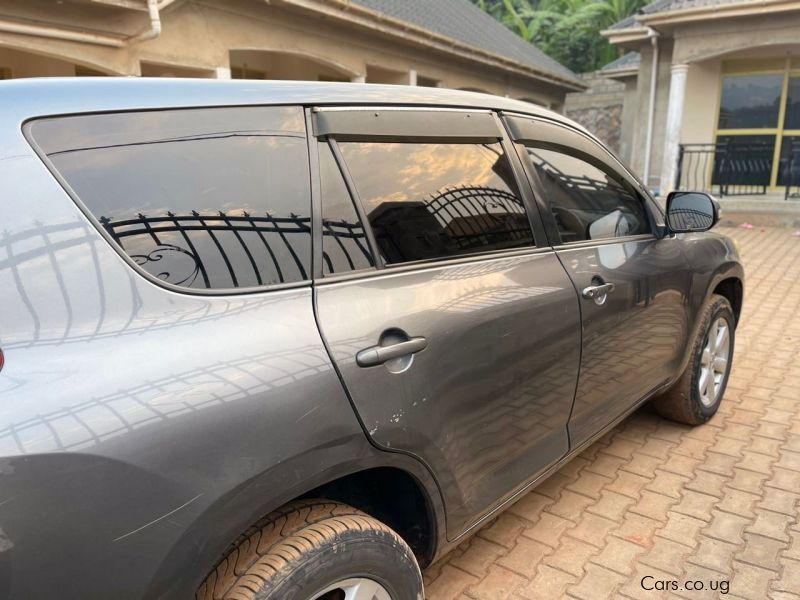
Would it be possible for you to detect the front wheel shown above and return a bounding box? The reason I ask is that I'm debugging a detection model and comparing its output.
[652,294,735,425]
[197,499,423,600]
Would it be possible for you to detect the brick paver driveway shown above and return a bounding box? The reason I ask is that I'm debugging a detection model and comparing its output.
[424,226,800,600]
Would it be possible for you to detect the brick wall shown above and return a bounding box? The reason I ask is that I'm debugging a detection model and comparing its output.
[564,72,625,153]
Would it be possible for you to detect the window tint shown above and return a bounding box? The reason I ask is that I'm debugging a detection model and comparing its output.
[338,142,533,264]
[525,147,650,244]
[30,106,311,290]
[319,143,375,275]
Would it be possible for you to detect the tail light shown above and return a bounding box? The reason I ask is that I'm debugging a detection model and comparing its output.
[0,348,4,372]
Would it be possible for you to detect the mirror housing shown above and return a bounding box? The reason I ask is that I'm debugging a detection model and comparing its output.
[665,191,719,233]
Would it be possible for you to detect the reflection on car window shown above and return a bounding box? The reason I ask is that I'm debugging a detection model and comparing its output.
[30,106,311,290]
[338,142,534,264]
[525,147,650,244]
[319,143,375,275]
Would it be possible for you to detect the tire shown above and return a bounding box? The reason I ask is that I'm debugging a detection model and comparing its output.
[196,499,423,600]
[652,294,735,425]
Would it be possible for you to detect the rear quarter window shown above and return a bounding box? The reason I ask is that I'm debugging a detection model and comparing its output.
[28,106,311,291]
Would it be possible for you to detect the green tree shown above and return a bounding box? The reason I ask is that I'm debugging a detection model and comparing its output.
[472,0,648,73]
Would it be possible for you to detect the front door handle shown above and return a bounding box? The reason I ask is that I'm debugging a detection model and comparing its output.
[582,282,616,304]
[356,336,428,368]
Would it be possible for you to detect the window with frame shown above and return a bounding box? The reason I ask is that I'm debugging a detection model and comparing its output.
[29,106,311,290]
[319,143,375,275]
[337,141,534,265]
[525,146,650,244]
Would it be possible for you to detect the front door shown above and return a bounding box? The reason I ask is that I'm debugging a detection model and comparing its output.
[312,108,581,537]
[508,115,693,448]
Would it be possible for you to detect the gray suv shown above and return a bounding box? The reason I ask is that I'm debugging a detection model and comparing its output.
[0,79,743,600]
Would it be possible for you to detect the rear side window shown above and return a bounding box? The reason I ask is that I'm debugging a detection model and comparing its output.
[524,146,650,244]
[337,141,533,265]
[319,143,375,275]
[29,106,311,290]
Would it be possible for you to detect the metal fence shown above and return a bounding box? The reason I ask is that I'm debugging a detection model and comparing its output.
[100,211,311,288]
[425,185,531,250]
[675,140,777,197]
[782,138,800,200]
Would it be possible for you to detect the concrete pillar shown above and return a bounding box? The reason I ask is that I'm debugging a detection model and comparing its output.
[215,67,231,79]
[660,63,689,195]
[408,69,417,86]
[350,74,365,83]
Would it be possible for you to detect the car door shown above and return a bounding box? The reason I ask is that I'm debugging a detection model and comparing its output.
[505,114,693,449]
[311,107,581,538]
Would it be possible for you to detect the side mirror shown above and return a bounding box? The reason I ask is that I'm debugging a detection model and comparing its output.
[665,191,719,233]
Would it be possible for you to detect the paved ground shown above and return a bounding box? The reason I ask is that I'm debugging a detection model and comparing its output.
[423,226,800,600]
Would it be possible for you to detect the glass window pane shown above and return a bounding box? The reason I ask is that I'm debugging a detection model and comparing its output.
[30,107,311,290]
[713,135,775,187]
[718,74,783,129]
[339,142,534,265]
[778,136,800,186]
[319,143,375,275]
[525,147,650,244]
[785,77,800,130]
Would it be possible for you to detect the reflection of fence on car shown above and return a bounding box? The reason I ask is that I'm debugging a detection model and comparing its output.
[1,219,290,350]
[676,140,782,197]
[321,218,371,273]
[425,186,530,249]
[100,211,310,288]
[667,207,713,231]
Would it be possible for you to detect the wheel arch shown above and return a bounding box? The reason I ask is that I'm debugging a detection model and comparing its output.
[712,276,743,326]
[143,444,445,598]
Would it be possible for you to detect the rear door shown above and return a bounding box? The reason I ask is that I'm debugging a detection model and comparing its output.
[311,107,581,537]
[506,114,693,449]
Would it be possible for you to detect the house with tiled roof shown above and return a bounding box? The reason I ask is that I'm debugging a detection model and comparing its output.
[601,0,800,199]
[0,0,583,110]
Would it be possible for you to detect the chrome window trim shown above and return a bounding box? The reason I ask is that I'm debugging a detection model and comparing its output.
[313,245,554,287]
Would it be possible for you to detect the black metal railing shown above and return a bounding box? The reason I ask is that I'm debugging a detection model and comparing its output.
[99,211,311,289]
[675,140,778,197]
[780,138,800,200]
[321,218,372,273]
[425,186,531,249]
[667,207,715,231]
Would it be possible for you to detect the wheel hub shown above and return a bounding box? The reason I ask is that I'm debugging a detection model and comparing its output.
[313,577,392,600]
[698,316,730,407]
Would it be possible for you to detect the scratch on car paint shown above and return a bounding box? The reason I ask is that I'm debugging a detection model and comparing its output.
[295,404,320,423]
[112,493,203,542]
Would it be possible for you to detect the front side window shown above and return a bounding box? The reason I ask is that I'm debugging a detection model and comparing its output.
[337,141,534,264]
[29,106,311,290]
[525,146,650,244]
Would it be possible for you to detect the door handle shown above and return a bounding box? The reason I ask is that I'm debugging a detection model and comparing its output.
[356,336,428,368]
[582,282,615,303]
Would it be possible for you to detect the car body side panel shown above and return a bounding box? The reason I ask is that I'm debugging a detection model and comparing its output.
[0,133,425,599]
[315,251,581,539]
[557,236,694,447]
[674,232,745,372]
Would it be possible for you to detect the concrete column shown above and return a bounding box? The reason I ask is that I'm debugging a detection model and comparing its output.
[215,67,231,79]
[350,74,365,83]
[660,63,689,195]
[408,69,417,86]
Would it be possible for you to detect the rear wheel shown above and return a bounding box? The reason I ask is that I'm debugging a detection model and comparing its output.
[197,499,423,600]
[652,294,735,425]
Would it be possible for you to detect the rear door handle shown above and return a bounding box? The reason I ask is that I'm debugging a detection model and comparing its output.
[356,336,428,367]
[582,282,615,303]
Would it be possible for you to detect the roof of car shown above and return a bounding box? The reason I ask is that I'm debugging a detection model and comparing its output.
[0,77,572,126]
